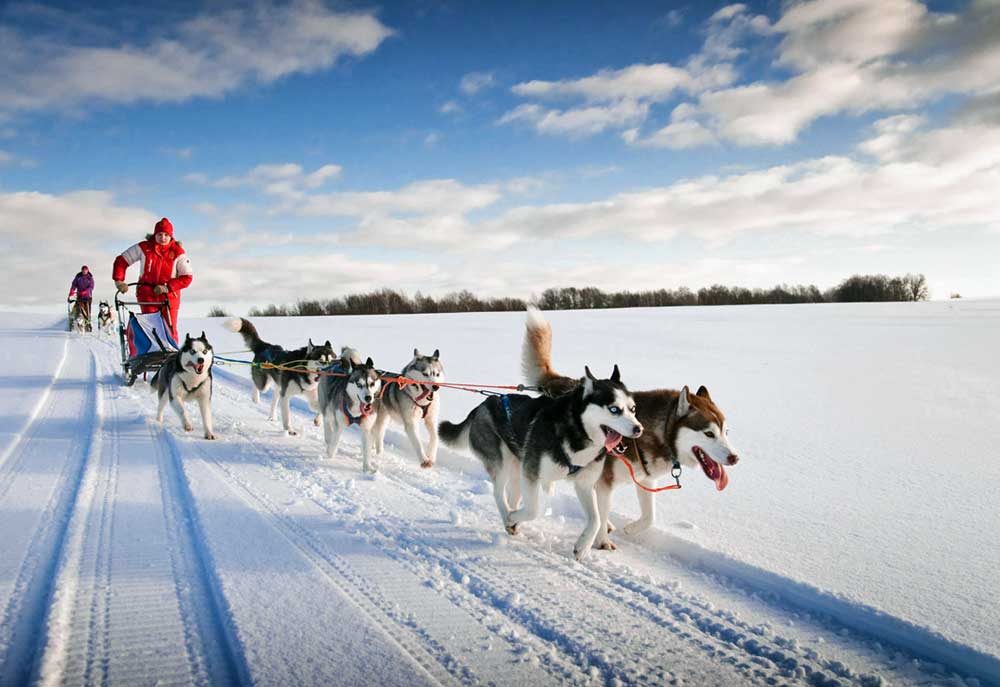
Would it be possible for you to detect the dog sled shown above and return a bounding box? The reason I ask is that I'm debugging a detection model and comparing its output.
[115,283,178,386]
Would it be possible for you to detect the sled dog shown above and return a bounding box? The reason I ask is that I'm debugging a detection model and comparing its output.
[151,332,215,440]
[521,307,739,549]
[439,364,642,560]
[224,317,336,435]
[318,350,382,473]
[97,301,117,335]
[373,349,444,468]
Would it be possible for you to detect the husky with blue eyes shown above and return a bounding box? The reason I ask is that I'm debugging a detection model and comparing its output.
[317,349,383,474]
[439,350,642,561]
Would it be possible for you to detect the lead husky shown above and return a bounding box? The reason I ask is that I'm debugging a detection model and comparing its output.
[373,349,444,468]
[440,364,642,560]
[224,317,336,435]
[97,301,117,335]
[151,332,215,440]
[318,350,383,473]
[521,307,739,549]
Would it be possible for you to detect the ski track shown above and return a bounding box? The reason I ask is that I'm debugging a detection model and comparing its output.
[0,330,993,686]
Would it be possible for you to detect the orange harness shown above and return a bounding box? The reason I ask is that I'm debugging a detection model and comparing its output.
[612,442,682,493]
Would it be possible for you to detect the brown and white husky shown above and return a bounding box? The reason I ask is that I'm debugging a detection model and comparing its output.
[521,308,740,550]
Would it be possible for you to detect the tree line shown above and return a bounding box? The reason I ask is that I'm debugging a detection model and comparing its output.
[206,273,929,317]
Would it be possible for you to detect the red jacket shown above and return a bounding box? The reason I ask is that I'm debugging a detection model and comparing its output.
[112,239,193,307]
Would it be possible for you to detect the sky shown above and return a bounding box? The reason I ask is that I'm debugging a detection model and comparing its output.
[1,0,999,315]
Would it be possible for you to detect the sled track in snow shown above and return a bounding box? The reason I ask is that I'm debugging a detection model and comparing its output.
[0,346,97,685]
[202,369,986,686]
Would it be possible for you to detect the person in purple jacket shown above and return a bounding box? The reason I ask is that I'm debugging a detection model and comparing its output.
[68,265,95,330]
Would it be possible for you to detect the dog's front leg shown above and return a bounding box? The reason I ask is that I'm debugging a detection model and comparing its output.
[197,392,215,440]
[323,416,345,461]
[171,396,193,432]
[593,480,616,551]
[156,391,169,423]
[623,483,655,536]
[373,411,389,456]
[422,402,439,467]
[402,413,429,467]
[573,480,602,561]
[360,423,376,473]
[268,391,279,421]
[306,389,322,426]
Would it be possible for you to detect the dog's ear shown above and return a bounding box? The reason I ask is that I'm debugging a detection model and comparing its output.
[677,386,691,417]
[610,364,621,383]
[200,331,207,341]
[365,357,374,369]
[306,339,314,354]
[325,340,332,349]
[582,366,595,396]
[184,333,192,343]
[413,348,421,358]
[432,349,440,360]
[696,385,711,400]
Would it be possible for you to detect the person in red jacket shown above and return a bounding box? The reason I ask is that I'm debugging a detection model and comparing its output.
[112,218,192,342]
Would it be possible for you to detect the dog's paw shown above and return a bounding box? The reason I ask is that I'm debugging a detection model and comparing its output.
[420,459,434,469]
[573,546,591,562]
[287,429,298,436]
[204,432,216,440]
[595,539,617,551]
[313,415,321,426]
[504,521,520,536]
[622,519,651,537]
[183,423,193,432]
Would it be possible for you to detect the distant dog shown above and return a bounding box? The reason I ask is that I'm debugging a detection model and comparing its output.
[374,349,444,468]
[440,356,642,561]
[318,350,383,473]
[225,317,336,435]
[97,301,117,335]
[151,332,215,440]
[521,307,739,549]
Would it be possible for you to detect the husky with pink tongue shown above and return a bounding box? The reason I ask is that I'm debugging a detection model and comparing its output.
[520,307,739,552]
[439,365,642,561]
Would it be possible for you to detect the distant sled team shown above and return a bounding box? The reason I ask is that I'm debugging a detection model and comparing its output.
[142,308,740,559]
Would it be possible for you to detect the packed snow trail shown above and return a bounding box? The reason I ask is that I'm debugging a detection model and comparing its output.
[0,319,996,686]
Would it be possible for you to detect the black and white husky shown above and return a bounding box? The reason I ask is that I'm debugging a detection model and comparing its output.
[373,349,444,468]
[151,332,215,440]
[224,317,336,435]
[317,350,383,473]
[439,365,642,560]
[97,301,116,335]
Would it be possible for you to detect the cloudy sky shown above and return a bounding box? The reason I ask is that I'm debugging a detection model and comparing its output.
[2,0,999,314]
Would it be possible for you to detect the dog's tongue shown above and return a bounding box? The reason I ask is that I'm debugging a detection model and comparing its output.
[706,459,728,491]
[603,429,622,452]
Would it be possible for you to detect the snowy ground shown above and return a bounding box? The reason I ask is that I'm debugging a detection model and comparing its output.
[0,301,997,686]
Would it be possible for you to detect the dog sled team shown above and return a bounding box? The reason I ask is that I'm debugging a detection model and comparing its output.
[162,307,732,561]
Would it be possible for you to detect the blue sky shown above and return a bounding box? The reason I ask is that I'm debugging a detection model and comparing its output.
[2,0,999,313]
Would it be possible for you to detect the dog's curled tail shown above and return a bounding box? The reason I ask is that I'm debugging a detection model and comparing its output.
[340,346,363,366]
[438,410,475,453]
[223,317,268,353]
[522,307,577,396]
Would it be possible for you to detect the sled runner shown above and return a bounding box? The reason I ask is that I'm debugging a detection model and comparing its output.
[115,283,177,386]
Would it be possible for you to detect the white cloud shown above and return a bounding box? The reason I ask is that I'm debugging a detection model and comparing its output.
[187,162,342,200]
[498,100,650,138]
[438,100,462,115]
[479,116,1000,246]
[499,8,757,139]
[0,1,394,116]
[459,71,497,95]
[424,131,442,148]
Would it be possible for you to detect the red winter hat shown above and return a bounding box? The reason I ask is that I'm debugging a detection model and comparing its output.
[154,217,174,236]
